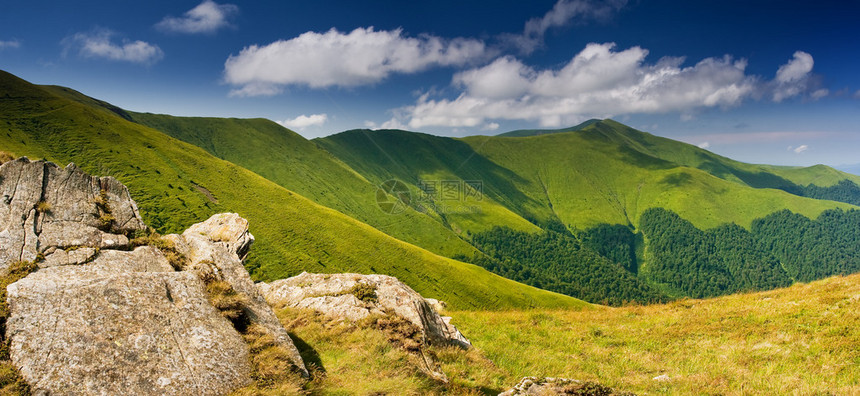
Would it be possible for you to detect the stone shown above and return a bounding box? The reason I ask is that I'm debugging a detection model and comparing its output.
[498,377,581,396]
[0,158,146,270]
[6,270,251,395]
[2,160,308,393]
[166,213,308,377]
[258,272,471,348]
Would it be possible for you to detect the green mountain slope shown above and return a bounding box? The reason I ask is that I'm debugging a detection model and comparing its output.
[316,129,542,235]
[123,112,478,258]
[321,122,855,232]
[0,69,585,310]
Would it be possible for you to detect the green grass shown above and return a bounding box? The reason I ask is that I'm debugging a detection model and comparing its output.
[316,129,543,236]
[459,121,856,230]
[0,69,584,311]
[125,112,479,259]
[453,272,860,395]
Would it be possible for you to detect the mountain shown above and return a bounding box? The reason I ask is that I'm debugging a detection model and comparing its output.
[496,118,600,137]
[5,69,860,306]
[0,69,584,311]
[318,121,860,301]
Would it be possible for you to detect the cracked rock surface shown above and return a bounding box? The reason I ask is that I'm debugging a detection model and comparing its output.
[258,272,471,348]
[0,159,306,394]
[0,157,145,269]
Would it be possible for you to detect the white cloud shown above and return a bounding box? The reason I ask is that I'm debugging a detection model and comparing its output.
[772,51,814,102]
[810,88,829,100]
[63,30,163,64]
[504,0,627,54]
[156,0,238,34]
[793,144,809,154]
[223,27,487,95]
[0,40,21,50]
[403,43,756,129]
[483,122,500,131]
[698,142,711,149]
[275,114,327,130]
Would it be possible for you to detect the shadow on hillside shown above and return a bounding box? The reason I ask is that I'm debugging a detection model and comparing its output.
[289,332,326,377]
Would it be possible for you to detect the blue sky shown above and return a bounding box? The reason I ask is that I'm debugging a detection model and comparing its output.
[1,0,859,167]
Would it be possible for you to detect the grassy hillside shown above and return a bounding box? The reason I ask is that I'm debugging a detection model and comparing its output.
[0,69,585,311]
[319,121,854,233]
[316,129,543,235]
[124,112,479,258]
[454,272,860,395]
[460,121,856,230]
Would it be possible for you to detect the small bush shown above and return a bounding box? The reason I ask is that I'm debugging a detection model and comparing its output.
[346,282,377,303]
[0,151,14,165]
[97,214,115,232]
[0,362,30,394]
[34,200,51,213]
[362,313,423,352]
[205,280,248,326]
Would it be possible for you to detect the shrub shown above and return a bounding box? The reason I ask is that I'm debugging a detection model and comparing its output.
[346,282,377,303]
[0,151,14,165]
[34,200,52,214]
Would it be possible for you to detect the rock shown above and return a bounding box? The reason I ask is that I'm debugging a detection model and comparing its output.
[0,158,146,270]
[652,374,671,382]
[499,377,631,396]
[2,161,308,394]
[166,213,308,377]
[425,298,447,313]
[258,272,471,348]
[7,270,250,395]
[183,212,254,260]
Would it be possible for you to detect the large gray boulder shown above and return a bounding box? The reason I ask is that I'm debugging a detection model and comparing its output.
[258,272,471,348]
[0,159,307,394]
[0,158,146,270]
[7,269,250,395]
[165,213,308,377]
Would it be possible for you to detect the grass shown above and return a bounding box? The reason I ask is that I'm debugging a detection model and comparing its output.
[0,69,584,311]
[231,308,510,395]
[459,120,856,231]
[228,274,860,394]
[126,112,481,259]
[452,272,860,395]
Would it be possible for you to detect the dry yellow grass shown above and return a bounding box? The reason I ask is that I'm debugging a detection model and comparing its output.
[454,273,860,395]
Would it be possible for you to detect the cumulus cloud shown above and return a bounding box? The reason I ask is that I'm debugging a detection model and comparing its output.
[276,114,328,130]
[698,142,711,149]
[504,0,627,54]
[156,0,238,34]
[63,30,163,64]
[223,27,487,96]
[772,51,817,102]
[0,40,21,50]
[403,43,757,129]
[793,144,809,154]
[483,122,500,131]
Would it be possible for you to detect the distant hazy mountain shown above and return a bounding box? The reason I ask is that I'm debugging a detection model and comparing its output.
[837,163,860,176]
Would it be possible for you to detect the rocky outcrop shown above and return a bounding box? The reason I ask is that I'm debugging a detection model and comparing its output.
[0,158,146,270]
[165,213,308,377]
[258,272,471,348]
[498,377,627,396]
[0,159,307,394]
